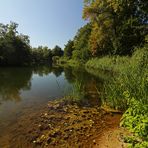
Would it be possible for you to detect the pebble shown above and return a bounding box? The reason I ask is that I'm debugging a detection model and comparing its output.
[44,113,48,116]
[93,139,96,144]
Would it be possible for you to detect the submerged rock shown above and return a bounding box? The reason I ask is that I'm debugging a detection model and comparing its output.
[30,99,105,147]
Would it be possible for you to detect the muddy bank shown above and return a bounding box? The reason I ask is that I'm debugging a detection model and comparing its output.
[1,99,127,148]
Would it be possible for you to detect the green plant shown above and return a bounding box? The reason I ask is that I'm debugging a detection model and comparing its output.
[70,81,85,101]
[101,46,148,147]
[120,97,148,148]
[103,47,148,110]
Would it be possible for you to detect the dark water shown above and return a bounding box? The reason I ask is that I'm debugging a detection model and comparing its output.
[0,66,105,146]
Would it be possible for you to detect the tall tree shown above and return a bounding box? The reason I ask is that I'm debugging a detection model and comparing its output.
[83,0,148,56]
[73,23,92,60]
[52,45,64,57]
[64,40,75,58]
[31,46,52,64]
[0,22,31,65]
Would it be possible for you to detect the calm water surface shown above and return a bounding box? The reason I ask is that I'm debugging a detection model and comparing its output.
[0,66,105,146]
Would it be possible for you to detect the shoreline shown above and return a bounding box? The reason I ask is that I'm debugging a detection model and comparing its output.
[2,99,128,148]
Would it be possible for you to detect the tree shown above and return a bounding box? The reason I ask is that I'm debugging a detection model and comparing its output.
[0,22,31,66]
[73,23,92,60]
[31,46,52,64]
[0,22,64,66]
[64,40,75,58]
[72,50,81,60]
[83,0,148,56]
[52,45,64,57]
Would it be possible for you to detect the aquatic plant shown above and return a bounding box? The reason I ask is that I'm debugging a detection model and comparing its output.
[70,80,85,102]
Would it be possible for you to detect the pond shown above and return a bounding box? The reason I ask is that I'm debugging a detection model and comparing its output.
[0,66,105,147]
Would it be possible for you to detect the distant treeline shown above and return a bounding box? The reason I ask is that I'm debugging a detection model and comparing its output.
[0,22,63,66]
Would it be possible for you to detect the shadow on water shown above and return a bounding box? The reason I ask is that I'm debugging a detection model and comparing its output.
[0,67,32,102]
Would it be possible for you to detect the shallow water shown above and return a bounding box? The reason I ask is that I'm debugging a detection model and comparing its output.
[0,66,105,147]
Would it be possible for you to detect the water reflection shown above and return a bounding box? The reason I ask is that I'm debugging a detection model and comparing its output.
[0,66,67,104]
[52,66,64,77]
[0,68,32,102]
[64,67,104,106]
[33,66,52,76]
[0,66,105,106]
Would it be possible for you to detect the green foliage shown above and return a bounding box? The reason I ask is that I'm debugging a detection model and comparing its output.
[103,47,148,109]
[31,46,52,64]
[70,81,85,101]
[52,45,64,57]
[58,57,69,65]
[86,46,148,107]
[64,40,75,58]
[52,56,60,64]
[120,97,148,147]
[83,0,147,56]
[0,22,64,66]
[66,59,84,67]
[100,46,147,146]
[63,24,92,62]
[80,48,91,61]
[0,22,31,66]
[134,142,148,148]
[73,23,92,60]
[85,45,148,146]
[121,98,148,138]
[72,50,81,60]
[62,0,147,61]
[124,136,148,148]
[86,56,130,72]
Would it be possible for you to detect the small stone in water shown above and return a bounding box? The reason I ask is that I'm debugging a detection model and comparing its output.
[44,113,48,116]
[48,124,52,127]
[64,123,68,126]
[93,139,96,144]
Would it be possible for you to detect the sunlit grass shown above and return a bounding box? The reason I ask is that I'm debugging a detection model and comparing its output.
[86,56,130,72]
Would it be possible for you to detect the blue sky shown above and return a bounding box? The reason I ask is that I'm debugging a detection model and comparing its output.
[0,0,86,49]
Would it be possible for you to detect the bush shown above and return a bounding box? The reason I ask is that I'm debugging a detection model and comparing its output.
[120,97,148,148]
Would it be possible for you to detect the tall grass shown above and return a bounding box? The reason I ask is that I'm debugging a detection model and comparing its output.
[104,46,148,110]
[102,46,148,147]
[86,45,148,146]
[58,57,84,67]
[86,46,148,109]
[70,80,85,101]
[85,56,130,72]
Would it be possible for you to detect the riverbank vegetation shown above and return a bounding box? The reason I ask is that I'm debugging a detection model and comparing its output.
[60,0,148,147]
